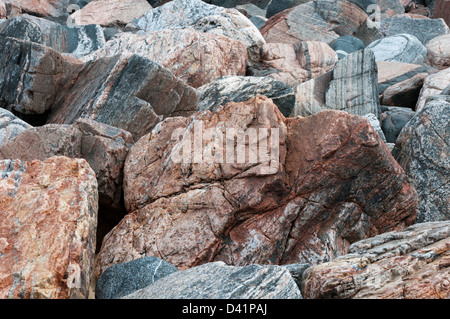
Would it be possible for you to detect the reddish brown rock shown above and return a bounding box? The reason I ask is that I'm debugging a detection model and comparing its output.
[381,72,428,108]
[70,0,152,27]
[0,156,98,299]
[3,0,70,17]
[249,41,338,87]
[84,28,248,89]
[95,96,417,276]
[302,221,450,299]
[260,0,382,46]
[432,0,450,27]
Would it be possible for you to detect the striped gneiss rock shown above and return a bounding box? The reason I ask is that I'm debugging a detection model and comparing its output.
[95,96,417,275]
[0,109,31,147]
[366,34,427,64]
[0,156,98,299]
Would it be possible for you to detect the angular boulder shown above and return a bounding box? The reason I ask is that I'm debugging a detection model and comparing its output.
[302,221,450,299]
[416,67,450,111]
[366,34,427,64]
[260,0,382,46]
[0,156,98,299]
[393,99,450,222]
[69,0,152,27]
[83,28,248,88]
[47,53,198,141]
[122,262,302,299]
[248,41,338,87]
[96,96,417,274]
[95,256,178,299]
[197,76,295,117]
[3,0,70,17]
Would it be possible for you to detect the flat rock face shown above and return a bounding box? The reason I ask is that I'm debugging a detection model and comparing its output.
[70,0,152,27]
[432,0,450,26]
[302,221,450,299]
[137,0,265,49]
[0,156,98,299]
[425,34,450,70]
[0,36,82,116]
[366,34,427,64]
[393,99,450,222]
[416,67,450,111]
[0,109,32,147]
[325,49,381,118]
[385,15,449,45]
[47,53,198,141]
[260,0,382,46]
[249,41,338,87]
[122,262,302,299]
[377,61,428,96]
[197,76,296,116]
[84,28,248,88]
[96,96,417,274]
[265,0,310,18]
[95,256,178,299]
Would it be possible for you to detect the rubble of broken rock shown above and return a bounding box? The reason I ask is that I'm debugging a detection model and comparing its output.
[0,0,448,299]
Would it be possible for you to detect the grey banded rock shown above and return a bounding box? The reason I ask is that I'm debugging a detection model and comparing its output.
[325,49,381,118]
[301,221,450,299]
[47,53,198,141]
[95,256,178,299]
[260,0,383,47]
[377,61,428,97]
[385,15,449,45]
[0,108,32,147]
[122,262,302,299]
[0,14,106,58]
[265,0,310,18]
[197,76,295,117]
[393,99,450,222]
[136,0,265,50]
[366,34,427,64]
[0,36,83,116]
[364,113,387,142]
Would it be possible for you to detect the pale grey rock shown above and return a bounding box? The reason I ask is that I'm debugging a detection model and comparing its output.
[96,256,178,299]
[325,49,381,118]
[0,108,32,147]
[122,262,302,299]
[364,113,386,142]
[416,67,450,111]
[197,76,295,117]
[393,99,450,222]
[366,34,427,64]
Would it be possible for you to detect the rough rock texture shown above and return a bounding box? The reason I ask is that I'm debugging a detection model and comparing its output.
[291,71,333,117]
[137,0,265,50]
[210,0,271,9]
[330,35,365,60]
[380,106,415,143]
[385,15,449,45]
[95,256,178,299]
[260,0,383,46]
[364,113,387,142]
[0,156,98,299]
[325,49,381,118]
[70,0,152,27]
[302,221,450,299]
[425,34,450,70]
[122,262,302,299]
[416,67,450,111]
[393,99,450,222]
[47,53,198,141]
[432,0,450,26]
[197,76,295,117]
[0,36,82,116]
[0,1,5,19]
[96,96,417,274]
[0,14,106,58]
[83,28,248,88]
[0,109,32,147]
[3,0,70,17]
[366,34,427,64]
[248,41,338,88]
